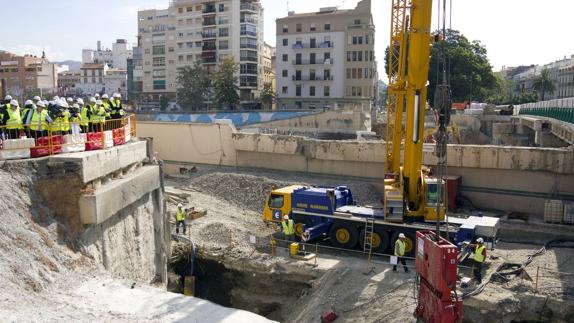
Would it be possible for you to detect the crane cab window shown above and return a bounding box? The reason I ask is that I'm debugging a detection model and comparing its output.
[268,194,284,208]
[427,183,439,205]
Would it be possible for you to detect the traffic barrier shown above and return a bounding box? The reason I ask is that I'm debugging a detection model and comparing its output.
[0,114,136,160]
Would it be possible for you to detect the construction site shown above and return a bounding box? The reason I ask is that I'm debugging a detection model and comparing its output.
[1,0,574,322]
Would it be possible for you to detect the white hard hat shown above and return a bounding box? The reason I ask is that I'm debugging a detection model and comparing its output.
[36,101,46,108]
[95,93,100,98]
[477,237,484,243]
[101,94,109,99]
[76,98,84,105]
[72,103,80,109]
[283,215,289,220]
[10,99,19,107]
[4,95,12,101]
[60,101,69,109]
[42,100,49,105]
[96,100,103,105]
[177,203,183,208]
[113,93,121,98]
[32,96,41,101]
[53,96,60,101]
[398,233,406,239]
[89,97,97,104]
[66,97,74,103]
[24,100,34,106]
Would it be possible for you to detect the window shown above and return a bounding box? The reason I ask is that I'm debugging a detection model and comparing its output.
[296,85,301,96]
[296,23,302,32]
[153,80,166,90]
[145,49,150,54]
[324,23,331,31]
[295,70,301,80]
[219,3,225,11]
[178,55,183,63]
[152,45,165,55]
[152,57,165,66]
[152,69,166,78]
[310,53,316,64]
[358,36,363,45]
[358,51,363,61]
[219,27,229,37]
[310,23,316,32]
[352,51,357,61]
[352,68,356,79]
[365,50,369,61]
[364,68,369,79]
[282,70,288,77]
[365,35,369,44]
[357,68,362,79]
[357,87,362,96]
[354,19,361,25]
[310,69,316,80]
[282,38,288,46]
[324,52,331,61]
[282,86,288,94]
[347,68,351,79]
[178,7,183,13]
[310,38,316,48]
[168,47,174,52]
[324,86,330,97]
[353,35,357,45]
[219,40,229,50]
[186,42,193,48]
[282,25,288,33]
[347,51,351,62]
[186,6,192,12]
[186,55,193,62]
[309,86,315,96]
[352,86,356,96]
[282,54,288,62]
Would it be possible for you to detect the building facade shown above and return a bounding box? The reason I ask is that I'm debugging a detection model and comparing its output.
[509,55,574,100]
[0,51,57,100]
[76,63,108,95]
[558,64,574,99]
[275,0,376,110]
[82,40,133,69]
[57,70,82,95]
[137,0,265,107]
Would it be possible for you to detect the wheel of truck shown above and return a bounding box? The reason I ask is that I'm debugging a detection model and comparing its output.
[329,222,359,249]
[391,231,416,257]
[360,227,390,254]
[292,214,313,238]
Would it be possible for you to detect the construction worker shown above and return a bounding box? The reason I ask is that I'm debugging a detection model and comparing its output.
[281,215,295,241]
[86,97,97,132]
[89,99,107,132]
[21,100,35,135]
[69,103,82,135]
[2,95,12,106]
[3,100,23,139]
[175,203,186,234]
[77,98,89,133]
[109,93,125,121]
[61,101,71,135]
[471,237,487,284]
[25,101,53,138]
[32,95,41,105]
[393,233,409,273]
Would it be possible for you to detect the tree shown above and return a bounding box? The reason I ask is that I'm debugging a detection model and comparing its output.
[260,83,276,110]
[159,95,169,111]
[384,29,498,105]
[532,69,556,101]
[213,56,240,110]
[176,60,211,111]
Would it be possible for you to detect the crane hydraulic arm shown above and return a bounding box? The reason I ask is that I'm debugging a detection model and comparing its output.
[384,0,443,221]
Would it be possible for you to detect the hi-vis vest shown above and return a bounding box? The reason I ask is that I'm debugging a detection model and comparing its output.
[80,106,89,126]
[395,239,405,256]
[5,107,22,130]
[110,99,125,116]
[29,110,49,131]
[282,219,294,235]
[61,110,70,131]
[175,208,186,221]
[90,105,106,123]
[474,245,486,263]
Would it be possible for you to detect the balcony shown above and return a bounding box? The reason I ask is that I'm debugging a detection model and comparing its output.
[240,3,257,12]
[292,75,334,81]
[240,69,258,75]
[240,43,258,49]
[202,44,217,51]
[240,30,257,37]
[292,58,333,65]
[240,56,258,62]
[203,58,217,64]
[202,32,217,39]
[203,19,216,26]
[292,41,333,50]
[202,5,216,14]
[240,17,258,24]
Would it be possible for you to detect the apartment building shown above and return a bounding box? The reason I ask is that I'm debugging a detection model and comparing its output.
[82,40,133,69]
[275,0,376,110]
[137,0,264,107]
[0,51,57,99]
[558,64,574,99]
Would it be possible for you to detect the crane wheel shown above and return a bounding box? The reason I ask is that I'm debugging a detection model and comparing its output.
[360,228,390,253]
[329,222,358,249]
[391,231,416,257]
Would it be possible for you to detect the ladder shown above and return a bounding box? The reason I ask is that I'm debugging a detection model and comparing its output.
[363,216,376,274]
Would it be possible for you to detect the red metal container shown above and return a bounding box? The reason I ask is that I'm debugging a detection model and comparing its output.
[112,127,125,146]
[85,132,103,151]
[445,175,461,212]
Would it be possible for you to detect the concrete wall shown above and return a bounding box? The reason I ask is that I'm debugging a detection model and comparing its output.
[138,121,574,215]
[247,109,371,132]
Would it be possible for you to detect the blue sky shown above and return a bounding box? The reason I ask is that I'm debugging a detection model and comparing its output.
[1,0,573,71]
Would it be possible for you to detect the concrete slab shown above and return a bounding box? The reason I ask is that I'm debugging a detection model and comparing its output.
[79,165,160,224]
[49,140,147,183]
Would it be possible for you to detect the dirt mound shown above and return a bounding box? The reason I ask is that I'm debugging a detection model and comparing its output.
[188,171,382,213]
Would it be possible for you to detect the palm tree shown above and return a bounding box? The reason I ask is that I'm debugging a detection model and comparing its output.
[532,69,556,101]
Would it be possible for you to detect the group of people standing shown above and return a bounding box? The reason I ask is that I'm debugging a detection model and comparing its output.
[0,93,126,140]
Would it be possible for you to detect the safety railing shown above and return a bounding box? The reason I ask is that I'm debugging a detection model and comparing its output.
[0,114,136,160]
[517,98,574,124]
